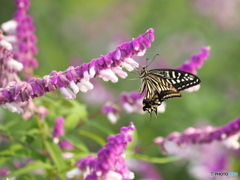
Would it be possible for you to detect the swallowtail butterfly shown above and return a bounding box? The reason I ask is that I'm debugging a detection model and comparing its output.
[139,67,201,119]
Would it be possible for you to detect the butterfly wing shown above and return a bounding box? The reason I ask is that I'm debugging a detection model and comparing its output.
[149,69,201,91]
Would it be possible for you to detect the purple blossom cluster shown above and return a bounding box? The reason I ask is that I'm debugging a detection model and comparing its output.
[69,122,135,180]
[1,0,38,73]
[0,28,154,114]
[154,116,240,154]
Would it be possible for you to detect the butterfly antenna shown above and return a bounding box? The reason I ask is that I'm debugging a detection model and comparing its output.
[146,54,159,67]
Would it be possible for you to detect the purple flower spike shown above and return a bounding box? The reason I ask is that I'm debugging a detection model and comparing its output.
[75,122,135,180]
[177,46,210,75]
[0,29,155,113]
[154,117,240,154]
[13,0,38,71]
[52,117,65,142]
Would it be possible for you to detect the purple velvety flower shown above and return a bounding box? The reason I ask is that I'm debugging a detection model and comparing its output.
[52,117,65,142]
[14,0,38,70]
[75,122,135,180]
[154,116,240,154]
[0,28,154,113]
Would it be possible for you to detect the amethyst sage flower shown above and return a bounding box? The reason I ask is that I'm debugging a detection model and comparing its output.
[0,28,154,114]
[154,116,240,154]
[70,122,135,180]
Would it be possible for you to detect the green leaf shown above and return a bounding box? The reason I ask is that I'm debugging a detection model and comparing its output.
[0,124,7,131]
[87,120,114,135]
[44,139,66,171]
[7,161,52,177]
[64,135,89,153]
[16,149,46,161]
[133,154,181,164]
[65,101,88,129]
[79,130,106,146]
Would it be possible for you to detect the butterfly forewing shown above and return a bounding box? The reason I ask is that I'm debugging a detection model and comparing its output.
[148,69,201,91]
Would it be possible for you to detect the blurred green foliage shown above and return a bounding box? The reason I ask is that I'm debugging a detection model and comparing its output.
[1,0,240,179]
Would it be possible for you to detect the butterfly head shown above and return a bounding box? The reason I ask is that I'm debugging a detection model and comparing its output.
[139,66,150,77]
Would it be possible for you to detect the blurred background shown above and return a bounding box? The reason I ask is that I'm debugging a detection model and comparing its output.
[1,0,240,179]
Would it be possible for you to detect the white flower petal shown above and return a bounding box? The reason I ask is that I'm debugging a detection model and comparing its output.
[104,171,122,180]
[4,35,17,44]
[136,50,146,56]
[69,81,79,94]
[112,67,128,79]
[121,62,134,72]
[83,71,90,81]
[66,168,81,179]
[1,20,17,33]
[99,69,118,83]
[77,82,88,92]
[157,102,166,113]
[185,84,200,92]
[122,103,135,113]
[60,87,76,99]
[222,133,240,149]
[107,112,118,124]
[0,39,12,50]
[89,66,96,78]
[7,59,23,71]
[2,102,23,114]
[124,57,139,68]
